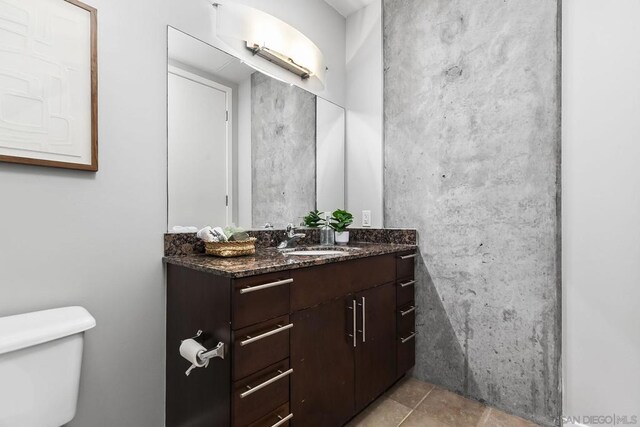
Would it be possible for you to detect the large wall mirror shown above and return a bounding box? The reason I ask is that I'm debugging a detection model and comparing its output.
[167,27,345,231]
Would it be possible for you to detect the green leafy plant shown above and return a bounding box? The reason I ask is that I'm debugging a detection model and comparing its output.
[329,209,353,233]
[303,210,325,228]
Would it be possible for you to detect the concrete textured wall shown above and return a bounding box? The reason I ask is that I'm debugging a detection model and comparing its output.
[251,72,316,227]
[383,0,560,425]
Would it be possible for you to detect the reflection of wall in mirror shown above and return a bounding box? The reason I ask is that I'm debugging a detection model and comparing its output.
[316,99,345,214]
[251,72,316,228]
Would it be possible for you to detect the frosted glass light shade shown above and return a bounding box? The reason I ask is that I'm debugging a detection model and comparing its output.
[215,1,326,90]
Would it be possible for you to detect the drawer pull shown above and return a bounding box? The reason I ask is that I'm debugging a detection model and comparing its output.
[399,280,416,288]
[399,254,417,260]
[400,332,416,344]
[240,368,293,398]
[239,278,293,294]
[347,299,357,347]
[240,323,293,346]
[271,413,293,427]
[357,297,366,343]
[400,306,416,317]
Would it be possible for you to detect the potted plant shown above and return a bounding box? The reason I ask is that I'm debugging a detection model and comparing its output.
[303,209,325,228]
[330,209,353,244]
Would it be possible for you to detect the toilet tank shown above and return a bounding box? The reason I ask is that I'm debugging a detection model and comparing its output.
[0,306,96,427]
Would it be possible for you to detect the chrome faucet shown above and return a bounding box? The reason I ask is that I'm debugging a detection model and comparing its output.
[278,223,306,249]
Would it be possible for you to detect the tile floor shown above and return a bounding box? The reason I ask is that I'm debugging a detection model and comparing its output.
[347,377,540,427]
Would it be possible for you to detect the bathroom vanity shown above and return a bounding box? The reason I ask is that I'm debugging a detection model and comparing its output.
[164,243,416,427]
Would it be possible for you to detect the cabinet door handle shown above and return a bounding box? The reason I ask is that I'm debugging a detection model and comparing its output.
[400,332,416,344]
[347,299,357,347]
[400,306,416,317]
[399,280,416,288]
[399,254,417,260]
[240,368,293,398]
[240,323,293,346]
[239,278,293,294]
[271,413,293,427]
[357,297,366,343]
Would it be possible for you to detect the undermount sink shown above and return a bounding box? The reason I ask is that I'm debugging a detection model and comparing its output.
[285,250,346,256]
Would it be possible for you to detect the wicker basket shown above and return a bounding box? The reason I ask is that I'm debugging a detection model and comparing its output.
[204,238,257,257]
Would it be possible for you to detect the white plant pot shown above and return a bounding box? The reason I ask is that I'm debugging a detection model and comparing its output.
[334,231,350,244]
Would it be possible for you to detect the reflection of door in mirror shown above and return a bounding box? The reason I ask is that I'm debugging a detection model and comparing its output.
[168,68,231,229]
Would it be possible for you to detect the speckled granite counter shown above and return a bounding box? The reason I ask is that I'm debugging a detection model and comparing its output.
[163,243,416,278]
[164,228,417,257]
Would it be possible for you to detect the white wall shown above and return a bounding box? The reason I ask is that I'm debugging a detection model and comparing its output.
[563,0,640,424]
[345,1,383,227]
[237,77,252,229]
[0,0,345,426]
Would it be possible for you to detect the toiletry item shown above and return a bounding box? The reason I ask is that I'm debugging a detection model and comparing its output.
[320,216,334,246]
[228,231,250,242]
[211,227,228,242]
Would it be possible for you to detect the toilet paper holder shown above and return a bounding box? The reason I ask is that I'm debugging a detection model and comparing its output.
[188,330,225,361]
[181,330,225,376]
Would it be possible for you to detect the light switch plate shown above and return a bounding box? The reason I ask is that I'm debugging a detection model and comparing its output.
[362,210,371,227]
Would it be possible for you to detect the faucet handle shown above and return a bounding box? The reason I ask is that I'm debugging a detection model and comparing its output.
[285,223,295,237]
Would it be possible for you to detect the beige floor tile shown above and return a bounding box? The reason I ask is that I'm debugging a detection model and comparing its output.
[346,398,413,427]
[414,388,486,427]
[480,408,540,427]
[399,410,450,427]
[386,377,436,409]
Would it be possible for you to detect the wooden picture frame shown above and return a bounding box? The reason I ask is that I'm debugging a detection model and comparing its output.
[0,0,98,171]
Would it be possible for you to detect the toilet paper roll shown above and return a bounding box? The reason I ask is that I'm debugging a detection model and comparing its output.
[179,339,209,368]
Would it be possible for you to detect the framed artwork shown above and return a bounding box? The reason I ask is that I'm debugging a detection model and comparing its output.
[0,0,98,171]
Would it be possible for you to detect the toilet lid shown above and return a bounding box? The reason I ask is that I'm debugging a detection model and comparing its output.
[0,306,96,355]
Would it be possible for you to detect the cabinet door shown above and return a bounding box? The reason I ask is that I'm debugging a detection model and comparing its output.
[291,298,355,426]
[354,282,397,411]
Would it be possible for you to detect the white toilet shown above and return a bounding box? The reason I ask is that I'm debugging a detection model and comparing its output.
[0,306,96,427]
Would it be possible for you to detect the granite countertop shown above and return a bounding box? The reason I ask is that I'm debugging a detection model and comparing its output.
[163,242,417,278]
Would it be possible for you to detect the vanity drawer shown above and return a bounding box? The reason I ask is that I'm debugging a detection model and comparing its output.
[233,315,292,381]
[396,251,416,280]
[397,302,416,337]
[248,402,291,427]
[233,359,291,426]
[233,272,292,329]
[396,278,415,307]
[397,330,416,377]
[291,255,395,311]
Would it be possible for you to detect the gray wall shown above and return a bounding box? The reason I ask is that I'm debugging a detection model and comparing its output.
[251,72,317,227]
[0,0,345,426]
[383,0,560,425]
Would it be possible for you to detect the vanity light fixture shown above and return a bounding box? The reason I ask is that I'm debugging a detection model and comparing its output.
[212,1,326,90]
[246,42,311,80]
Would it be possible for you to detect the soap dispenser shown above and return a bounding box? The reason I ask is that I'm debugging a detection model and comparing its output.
[320,215,334,246]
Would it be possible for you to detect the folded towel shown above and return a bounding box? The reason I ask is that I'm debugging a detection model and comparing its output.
[197,226,215,242]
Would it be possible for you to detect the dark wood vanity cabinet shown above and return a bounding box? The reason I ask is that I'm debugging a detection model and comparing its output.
[291,297,355,426]
[166,250,416,427]
[396,251,417,377]
[354,282,397,412]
